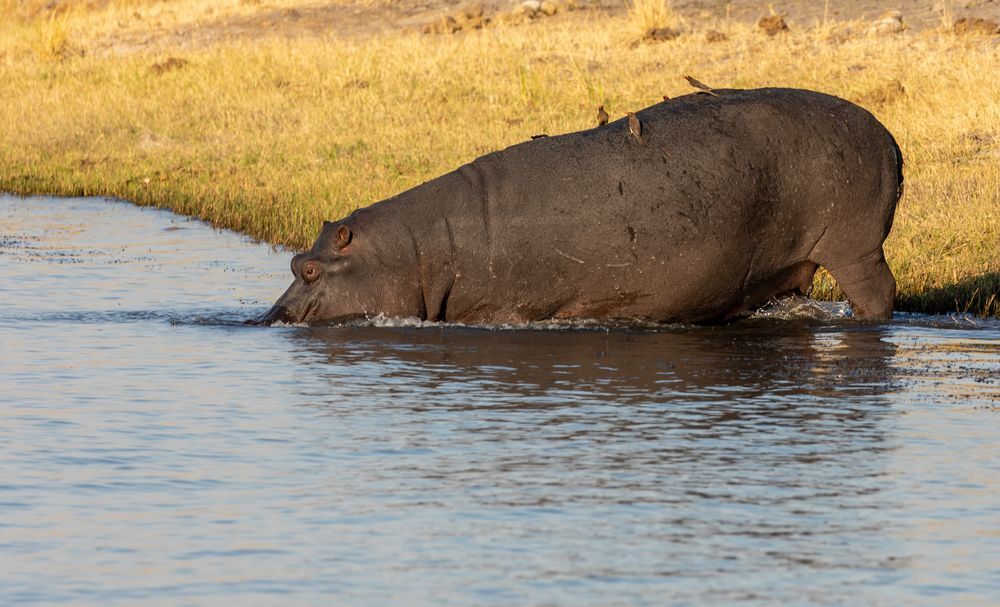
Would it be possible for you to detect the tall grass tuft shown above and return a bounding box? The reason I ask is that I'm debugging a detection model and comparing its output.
[938,0,955,30]
[628,0,678,34]
[33,12,71,62]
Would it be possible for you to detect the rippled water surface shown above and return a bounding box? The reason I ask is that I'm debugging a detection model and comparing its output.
[2,195,999,606]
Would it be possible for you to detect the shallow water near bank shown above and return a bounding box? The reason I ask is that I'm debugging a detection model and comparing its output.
[2,194,999,606]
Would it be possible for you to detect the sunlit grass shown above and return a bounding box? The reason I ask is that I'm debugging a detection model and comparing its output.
[0,6,997,316]
[628,0,682,35]
[31,11,71,62]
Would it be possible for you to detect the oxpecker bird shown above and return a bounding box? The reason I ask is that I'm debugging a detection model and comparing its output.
[627,112,644,144]
[685,75,720,97]
[597,105,609,126]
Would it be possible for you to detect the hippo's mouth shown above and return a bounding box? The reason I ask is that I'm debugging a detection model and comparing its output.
[246,305,376,327]
[245,305,297,326]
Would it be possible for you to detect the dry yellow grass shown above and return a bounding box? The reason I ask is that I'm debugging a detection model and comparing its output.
[0,4,997,316]
[628,0,682,35]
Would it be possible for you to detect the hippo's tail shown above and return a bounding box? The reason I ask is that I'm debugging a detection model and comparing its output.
[878,127,904,242]
[889,130,904,205]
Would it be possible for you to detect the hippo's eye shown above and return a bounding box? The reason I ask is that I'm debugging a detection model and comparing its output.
[302,261,321,284]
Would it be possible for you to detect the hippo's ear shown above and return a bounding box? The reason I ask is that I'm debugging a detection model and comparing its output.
[336,225,353,250]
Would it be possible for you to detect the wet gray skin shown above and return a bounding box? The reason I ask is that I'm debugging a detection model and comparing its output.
[251,223,423,325]
[252,248,334,326]
[251,226,361,325]
[252,88,903,326]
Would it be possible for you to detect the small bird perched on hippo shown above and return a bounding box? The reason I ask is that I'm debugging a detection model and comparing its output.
[253,86,902,326]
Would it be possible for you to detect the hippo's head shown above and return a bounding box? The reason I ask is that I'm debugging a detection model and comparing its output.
[250,220,420,326]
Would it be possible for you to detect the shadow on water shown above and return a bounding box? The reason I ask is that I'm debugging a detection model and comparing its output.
[281,321,902,492]
[258,322,911,600]
[288,321,899,409]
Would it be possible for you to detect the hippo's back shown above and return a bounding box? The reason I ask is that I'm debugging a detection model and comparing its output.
[489,87,899,245]
[455,88,902,321]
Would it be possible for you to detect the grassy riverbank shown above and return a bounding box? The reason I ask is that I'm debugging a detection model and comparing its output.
[1,2,998,315]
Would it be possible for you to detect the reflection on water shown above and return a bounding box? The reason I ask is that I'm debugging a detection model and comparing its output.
[1,195,999,606]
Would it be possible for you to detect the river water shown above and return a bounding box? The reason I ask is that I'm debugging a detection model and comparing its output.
[2,194,999,606]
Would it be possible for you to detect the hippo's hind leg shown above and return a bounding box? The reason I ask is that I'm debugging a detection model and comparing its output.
[786,260,819,296]
[823,247,896,320]
[722,260,819,320]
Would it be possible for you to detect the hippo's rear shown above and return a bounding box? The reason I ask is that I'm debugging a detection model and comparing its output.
[255,88,903,326]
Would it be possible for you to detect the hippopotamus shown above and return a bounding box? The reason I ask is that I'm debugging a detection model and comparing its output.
[253,87,903,326]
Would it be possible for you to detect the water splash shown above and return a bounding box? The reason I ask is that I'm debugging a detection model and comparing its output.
[750,296,852,321]
[256,298,852,332]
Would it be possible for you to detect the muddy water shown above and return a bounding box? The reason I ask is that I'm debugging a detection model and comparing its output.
[2,194,999,606]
